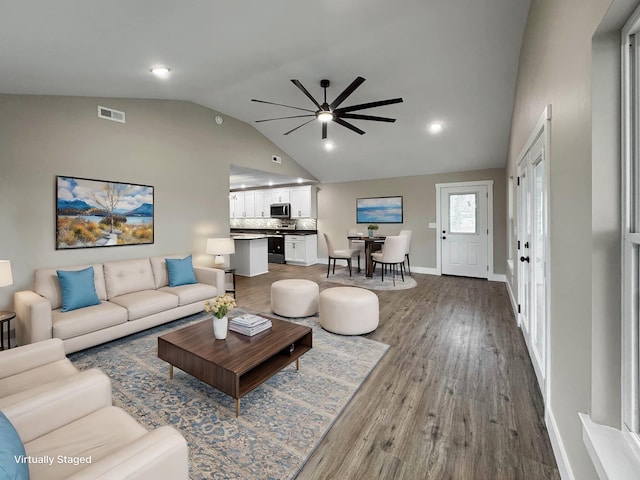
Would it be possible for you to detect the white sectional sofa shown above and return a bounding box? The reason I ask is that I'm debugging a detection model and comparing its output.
[0,339,189,480]
[13,255,225,353]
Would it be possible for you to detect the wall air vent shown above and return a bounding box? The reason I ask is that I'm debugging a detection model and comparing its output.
[97,106,126,124]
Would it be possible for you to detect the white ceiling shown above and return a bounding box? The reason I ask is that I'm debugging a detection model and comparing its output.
[0,0,530,184]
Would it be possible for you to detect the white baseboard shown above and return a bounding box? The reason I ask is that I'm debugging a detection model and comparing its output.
[488,273,507,282]
[410,266,440,275]
[546,408,575,480]
[505,279,518,318]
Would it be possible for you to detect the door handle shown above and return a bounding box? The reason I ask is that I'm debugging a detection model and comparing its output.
[520,256,530,263]
[442,236,446,240]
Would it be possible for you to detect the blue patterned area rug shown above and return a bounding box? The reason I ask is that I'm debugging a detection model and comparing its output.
[69,311,389,480]
[323,268,417,290]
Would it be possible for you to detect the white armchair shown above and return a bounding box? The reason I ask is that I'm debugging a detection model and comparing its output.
[0,340,189,480]
[0,338,79,401]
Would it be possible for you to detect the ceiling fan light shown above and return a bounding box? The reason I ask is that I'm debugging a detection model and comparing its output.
[317,111,334,123]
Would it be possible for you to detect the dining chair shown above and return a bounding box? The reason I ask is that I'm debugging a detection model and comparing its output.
[371,235,406,285]
[323,233,361,277]
[399,229,412,275]
[347,227,365,254]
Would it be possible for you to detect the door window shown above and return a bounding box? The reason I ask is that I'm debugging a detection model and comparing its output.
[449,193,477,234]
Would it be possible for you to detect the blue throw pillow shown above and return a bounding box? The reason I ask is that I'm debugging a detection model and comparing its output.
[56,267,101,312]
[166,256,197,287]
[0,411,30,480]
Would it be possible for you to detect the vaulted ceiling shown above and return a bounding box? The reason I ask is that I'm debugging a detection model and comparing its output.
[0,0,530,184]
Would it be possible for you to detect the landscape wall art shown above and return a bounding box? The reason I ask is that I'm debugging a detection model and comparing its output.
[356,196,403,224]
[56,176,154,249]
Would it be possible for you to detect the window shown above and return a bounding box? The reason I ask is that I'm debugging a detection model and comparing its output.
[622,10,640,444]
[448,193,477,233]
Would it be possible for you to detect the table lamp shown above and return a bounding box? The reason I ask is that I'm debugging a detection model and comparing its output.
[206,238,235,267]
[0,260,13,287]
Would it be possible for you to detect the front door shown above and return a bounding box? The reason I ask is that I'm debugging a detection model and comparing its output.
[440,184,489,278]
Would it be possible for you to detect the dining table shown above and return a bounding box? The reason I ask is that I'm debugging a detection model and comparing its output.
[347,235,386,278]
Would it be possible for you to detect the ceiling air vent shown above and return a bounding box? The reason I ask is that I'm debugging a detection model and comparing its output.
[97,105,125,124]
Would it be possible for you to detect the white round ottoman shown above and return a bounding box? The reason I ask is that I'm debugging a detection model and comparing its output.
[271,279,319,317]
[319,287,379,335]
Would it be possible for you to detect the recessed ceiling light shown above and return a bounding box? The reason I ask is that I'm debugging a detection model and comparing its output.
[428,122,444,134]
[324,141,335,151]
[268,181,274,186]
[297,178,303,183]
[240,184,246,189]
[150,67,171,78]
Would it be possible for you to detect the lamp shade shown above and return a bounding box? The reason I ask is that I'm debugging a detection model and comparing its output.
[0,260,13,287]
[206,238,236,256]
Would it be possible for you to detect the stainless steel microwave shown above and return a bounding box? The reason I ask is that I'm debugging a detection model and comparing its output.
[270,203,290,219]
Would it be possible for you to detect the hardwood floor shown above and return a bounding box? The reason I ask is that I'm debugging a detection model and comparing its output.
[235,263,560,480]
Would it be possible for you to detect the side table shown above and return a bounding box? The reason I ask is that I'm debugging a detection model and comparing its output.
[224,268,237,299]
[0,311,16,350]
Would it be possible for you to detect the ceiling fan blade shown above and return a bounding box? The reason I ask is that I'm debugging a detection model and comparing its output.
[334,117,366,135]
[335,97,404,114]
[322,122,327,140]
[255,114,315,123]
[251,99,316,113]
[291,80,322,109]
[329,76,365,110]
[340,113,396,123]
[283,118,316,135]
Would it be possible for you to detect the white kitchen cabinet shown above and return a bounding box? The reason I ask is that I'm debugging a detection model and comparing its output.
[271,188,290,204]
[229,191,255,218]
[229,192,246,218]
[289,185,317,218]
[230,186,317,219]
[284,234,317,266]
[254,190,271,218]
[243,190,255,218]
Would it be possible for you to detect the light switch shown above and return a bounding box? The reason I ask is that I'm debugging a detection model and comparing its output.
[428,222,437,229]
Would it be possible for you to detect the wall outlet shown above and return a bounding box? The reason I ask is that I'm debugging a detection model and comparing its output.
[272,155,282,164]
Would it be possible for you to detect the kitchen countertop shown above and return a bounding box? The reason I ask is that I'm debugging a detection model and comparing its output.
[230,228,318,236]
[230,233,267,240]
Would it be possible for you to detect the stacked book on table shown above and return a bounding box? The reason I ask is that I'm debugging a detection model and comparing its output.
[229,314,272,336]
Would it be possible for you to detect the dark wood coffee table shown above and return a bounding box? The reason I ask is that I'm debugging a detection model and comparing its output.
[157,316,312,417]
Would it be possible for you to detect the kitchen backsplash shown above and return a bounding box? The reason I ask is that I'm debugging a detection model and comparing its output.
[230,218,317,230]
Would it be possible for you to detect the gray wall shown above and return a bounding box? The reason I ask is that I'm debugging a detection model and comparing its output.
[317,168,507,275]
[505,0,612,478]
[0,94,315,311]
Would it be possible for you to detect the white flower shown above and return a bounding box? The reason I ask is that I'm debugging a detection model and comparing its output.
[204,294,236,318]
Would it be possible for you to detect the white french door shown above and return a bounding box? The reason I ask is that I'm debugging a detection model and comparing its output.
[516,124,549,399]
[517,165,531,337]
[439,184,489,278]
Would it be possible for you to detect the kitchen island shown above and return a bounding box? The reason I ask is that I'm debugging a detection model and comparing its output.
[230,234,268,277]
